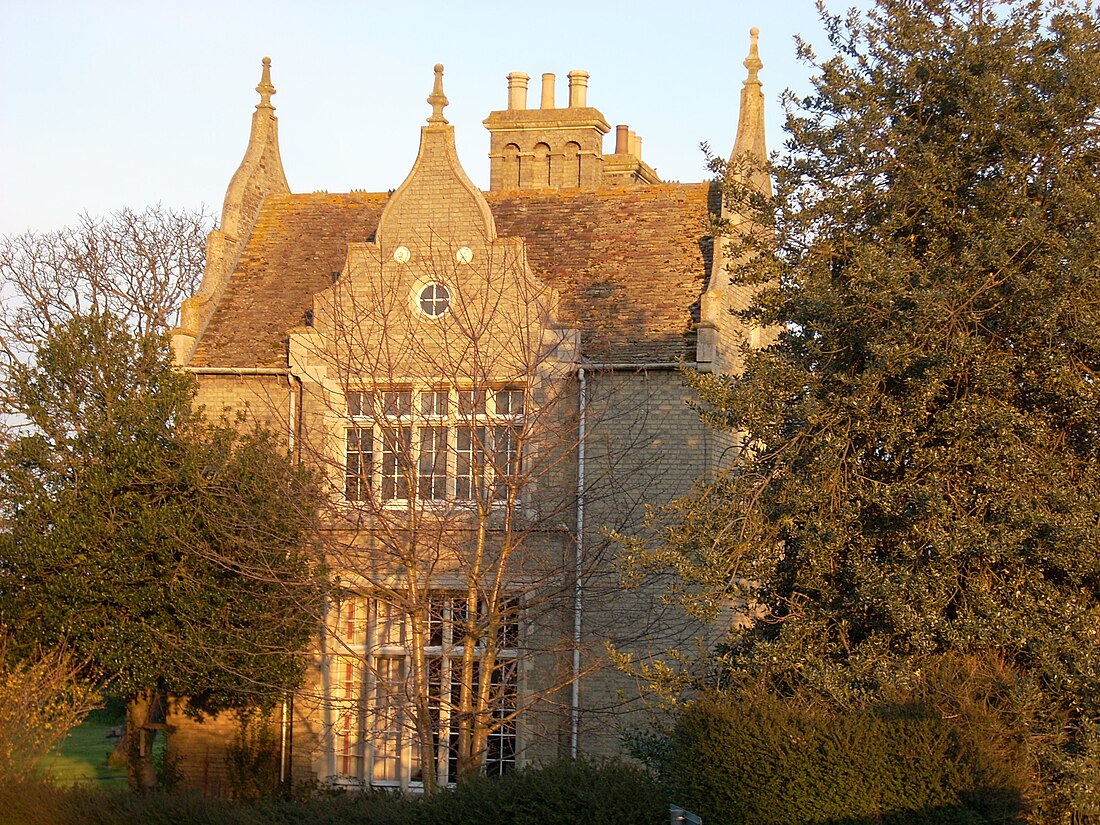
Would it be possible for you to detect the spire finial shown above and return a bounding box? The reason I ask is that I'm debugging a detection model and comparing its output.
[427,63,449,124]
[256,56,276,110]
[743,28,762,87]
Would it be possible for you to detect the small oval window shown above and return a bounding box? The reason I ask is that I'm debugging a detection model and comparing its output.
[418,282,451,318]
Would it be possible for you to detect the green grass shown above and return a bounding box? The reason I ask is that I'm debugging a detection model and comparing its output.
[35,708,128,789]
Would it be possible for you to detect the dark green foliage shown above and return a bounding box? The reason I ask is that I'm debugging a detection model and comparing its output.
[661,690,1026,825]
[414,758,666,825]
[226,712,281,802]
[632,0,1100,817]
[0,313,324,711]
[0,759,664,825]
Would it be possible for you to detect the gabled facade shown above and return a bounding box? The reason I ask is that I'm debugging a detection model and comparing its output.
[167,32,769,795]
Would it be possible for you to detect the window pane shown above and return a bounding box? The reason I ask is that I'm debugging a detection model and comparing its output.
[372,657,404,783]
[457,389,486,416]
[446,659,464,785]
[345,427,373,501]
[492,426,520,501]
[383,389,412,418]
[381,426,411,501]
[333,656,363,779]
[374,599,404,647]
[450,597,469,650]
[498,598,520,649]
[494,388,524,416]
[428,595,446,648]
[347,390,374,417]
[418,427,448,500]
[420,388,449,417]
[418,283,451,318]
[485,660,518,777]
[333,594,368,647]
[455,426,486,500]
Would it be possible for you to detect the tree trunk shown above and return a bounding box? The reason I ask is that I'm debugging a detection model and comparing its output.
[407,599,438,794]
[126,692,158,792]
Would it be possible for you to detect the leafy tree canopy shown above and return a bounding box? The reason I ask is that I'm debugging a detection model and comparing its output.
[0,313,323,712]
[638,0,1100,813]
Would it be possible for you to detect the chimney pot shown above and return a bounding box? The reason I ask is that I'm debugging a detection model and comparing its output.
[507,72,530,110]
[615,124,629,154]
[567,70,589,107]
[541,73,556,109]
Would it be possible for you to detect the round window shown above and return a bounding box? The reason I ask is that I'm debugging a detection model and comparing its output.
[418,282,451,318]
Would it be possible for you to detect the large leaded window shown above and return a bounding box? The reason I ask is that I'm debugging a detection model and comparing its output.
[328,593,519,788]
[344,387,524,505]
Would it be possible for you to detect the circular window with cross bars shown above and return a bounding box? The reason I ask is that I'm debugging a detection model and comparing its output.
[418,282,451,318]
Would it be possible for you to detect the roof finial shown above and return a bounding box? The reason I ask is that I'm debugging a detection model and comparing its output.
[743,28,762,87]
[427,63,449,124]
[729,27,770,197]
[256,56,276,110]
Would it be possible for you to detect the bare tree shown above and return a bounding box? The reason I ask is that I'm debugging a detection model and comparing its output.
[274,226,684,792]
[0,205,210,369]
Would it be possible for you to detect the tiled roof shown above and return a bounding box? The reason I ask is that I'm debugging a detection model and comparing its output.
[191,184,715,368]
[191,192,387,368]
[490,184,714,363]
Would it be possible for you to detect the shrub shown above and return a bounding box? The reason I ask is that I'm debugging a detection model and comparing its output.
[0,758,664,825]
[0,633,99,783]
[661,690,1028,825]
[420,758,666,825]
[225,710,279,801]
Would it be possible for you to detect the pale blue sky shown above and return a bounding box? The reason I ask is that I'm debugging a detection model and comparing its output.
[0,0,871,236]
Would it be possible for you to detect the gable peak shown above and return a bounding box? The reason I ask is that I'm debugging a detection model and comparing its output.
[375,64,497,250]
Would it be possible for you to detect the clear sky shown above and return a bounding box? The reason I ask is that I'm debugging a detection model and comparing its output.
[0,0,870,237]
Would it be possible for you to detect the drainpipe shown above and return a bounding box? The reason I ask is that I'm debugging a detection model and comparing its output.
[281,371,300,785]
[279,696,289,785]
[287,372,302,459]
[322,601,338,779]
[565,359,688,757]
[571,367,587,759]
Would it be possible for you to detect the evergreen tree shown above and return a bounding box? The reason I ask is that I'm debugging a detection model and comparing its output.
[0,313,324,786]
[642,1,1100,814]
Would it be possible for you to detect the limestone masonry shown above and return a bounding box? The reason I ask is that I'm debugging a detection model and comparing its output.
[166,32,769,795]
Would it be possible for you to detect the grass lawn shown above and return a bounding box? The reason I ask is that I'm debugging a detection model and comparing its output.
[35,707,128,789]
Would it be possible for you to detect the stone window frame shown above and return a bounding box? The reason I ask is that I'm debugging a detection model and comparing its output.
[343,386,525,507]
[328,591,521,788]
[417,281,451,319]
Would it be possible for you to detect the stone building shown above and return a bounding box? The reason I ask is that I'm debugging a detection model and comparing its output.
[167,31,769,795]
